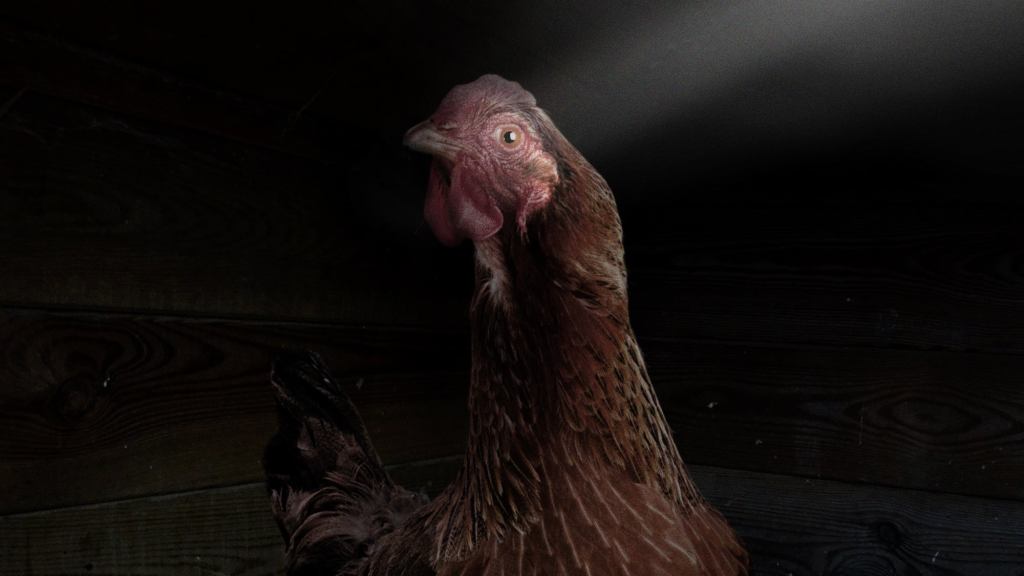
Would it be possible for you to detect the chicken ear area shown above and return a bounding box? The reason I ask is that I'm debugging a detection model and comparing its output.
[424,159,503,246]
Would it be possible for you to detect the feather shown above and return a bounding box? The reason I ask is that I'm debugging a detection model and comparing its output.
[265,75,748,575]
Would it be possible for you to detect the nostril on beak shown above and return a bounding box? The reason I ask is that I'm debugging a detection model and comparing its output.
[403,121,460,160]
[402,121,432,149]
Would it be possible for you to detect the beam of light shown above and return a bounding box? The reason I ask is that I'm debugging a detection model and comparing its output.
[516,0,1024,165]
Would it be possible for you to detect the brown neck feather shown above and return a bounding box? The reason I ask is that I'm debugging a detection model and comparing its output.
[427,130,705,563]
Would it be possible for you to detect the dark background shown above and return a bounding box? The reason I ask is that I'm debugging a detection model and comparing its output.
[1,2,1023,574]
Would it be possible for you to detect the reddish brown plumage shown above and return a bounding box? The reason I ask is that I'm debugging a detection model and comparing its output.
[265,75,748,575]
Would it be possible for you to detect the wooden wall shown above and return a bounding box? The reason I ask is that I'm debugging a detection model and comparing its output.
[2,14,1024,576]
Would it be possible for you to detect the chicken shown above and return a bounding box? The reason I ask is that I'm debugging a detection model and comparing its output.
[264,74,749,575]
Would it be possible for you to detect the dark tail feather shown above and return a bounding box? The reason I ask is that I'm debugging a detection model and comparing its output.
[263,350,427,576]
[267,348,385,476]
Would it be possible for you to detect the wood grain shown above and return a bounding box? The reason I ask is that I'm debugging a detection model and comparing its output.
[0,90,472,327]
[0,482,287,576]
[699,466,1024,576]
[2,96,1022,355]
[3,310,1022,517]
[624,203,1024,354]
[648,338,1024,501]
[0,3,544,148]
[0,311,469,515]
[0,20,338,161]
[1,11,1021,575]
[2,89,1023,357]
[2,465,1021,576]
[0,457,460,576]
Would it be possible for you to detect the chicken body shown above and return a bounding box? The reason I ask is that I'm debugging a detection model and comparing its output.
[265,75,747,575]
[430,440,727,576]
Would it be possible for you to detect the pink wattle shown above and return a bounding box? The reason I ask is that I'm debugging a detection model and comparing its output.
[424,159,503,246]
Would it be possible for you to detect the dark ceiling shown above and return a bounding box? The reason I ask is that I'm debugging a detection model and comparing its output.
[4,1,1024,211]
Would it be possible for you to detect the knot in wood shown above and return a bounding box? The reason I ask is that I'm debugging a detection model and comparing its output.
[52,374,101,422]
[874,520,904,549]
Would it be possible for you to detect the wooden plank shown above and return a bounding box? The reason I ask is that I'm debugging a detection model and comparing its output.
[625,203,1024,355]
[2,87,1022,356]
[0,21,341,161]
[7,0,1024,201]
[0,91,472,326]
[0,3,542,171]
[0,311,469,515]
[698,466,1024,575]
[0,482,287,576]
[3,310,1022,517]
[0,456,460,576]
[648,338,1024,501]
[0,3,543,145]
[1,92,1020,351]
[2,465,1021,576]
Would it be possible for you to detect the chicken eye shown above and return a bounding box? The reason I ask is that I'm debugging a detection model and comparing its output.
[498,126,522,147]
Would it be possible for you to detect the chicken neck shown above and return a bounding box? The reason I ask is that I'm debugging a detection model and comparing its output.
[427,153,700,561]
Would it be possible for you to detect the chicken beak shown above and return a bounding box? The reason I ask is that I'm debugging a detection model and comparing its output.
[403,120,460,160]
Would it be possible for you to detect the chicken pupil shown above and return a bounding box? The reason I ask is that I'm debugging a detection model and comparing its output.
[503,130,516,144]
